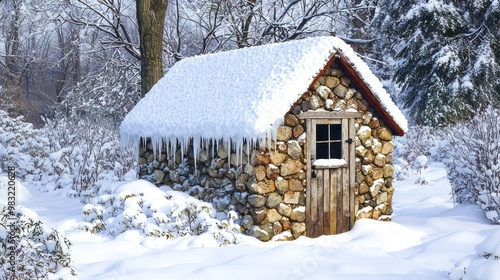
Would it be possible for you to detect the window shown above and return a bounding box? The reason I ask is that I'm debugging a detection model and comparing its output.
[316,124,342,159]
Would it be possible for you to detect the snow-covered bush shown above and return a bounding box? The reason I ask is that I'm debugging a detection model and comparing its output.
[79,180,240,246]
[445,108,500,224]
[393,125,446,181]
[43,115,135,200]
[0,110,49,179]
[0,206,75,280]
[450,228,500,280]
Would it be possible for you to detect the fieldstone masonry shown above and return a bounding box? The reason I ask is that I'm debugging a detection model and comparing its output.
[138,62,396,241]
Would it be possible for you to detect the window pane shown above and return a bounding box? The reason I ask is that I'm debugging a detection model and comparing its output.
[330,142,342,159]
[316,143,329,159]
[316,124,329,141]
[330,124,342,140]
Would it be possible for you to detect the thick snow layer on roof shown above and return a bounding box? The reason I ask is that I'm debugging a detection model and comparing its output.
[121,36,407,151]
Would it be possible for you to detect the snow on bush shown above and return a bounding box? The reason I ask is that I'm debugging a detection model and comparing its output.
[450,228,500,280]
[0,110,135,202]
[393,125,447,181]
[42,115,135,201]
[79,180,241,246]
[445,107,500,224]
[0,110,49,179]
[0,206,75,280]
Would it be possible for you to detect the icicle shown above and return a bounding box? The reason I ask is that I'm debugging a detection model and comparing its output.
[236,138,242,166]
[171,137,176,165]
[133,135,139,159]
[247,137,254,164]
[193,136,199,169]
[226,138,231,167]
[213,139,217,161]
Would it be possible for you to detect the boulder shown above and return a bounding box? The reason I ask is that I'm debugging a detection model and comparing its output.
[277,203,292,217]
[370,179,384,197]
[275,179,289,194]
[249,225,271,241]
[281,217,291,230]
[287,141,302,159]
[289,179,304,191]
[290,207,305,222]
[374,154,386,167]
[266,209,283,223]
[333,84,348,98]
[241,215,254,230]
[383,165,394,178]
[248,195,267,208]
[381,142,395,155]
[378,127,392,141]
[315,86,332,100]
[248,180,275,194]
[277,126,293,141]
[359,182,369,195]
[292,125,305,139]
[153,170,165,183]
[357,126,372,143]
[280,159,304,176]
[309,95,324,110]
[255,165,267,181]
[291,222,306,239]
[269,151,287,166]
[217,146,228,159]
[266,164,280,180]
[284,191,300,204]
[325,76,341,89]
[266,193,283,208]
[341,76,351,86]
[235,173,249,191]
[285,114,299,127]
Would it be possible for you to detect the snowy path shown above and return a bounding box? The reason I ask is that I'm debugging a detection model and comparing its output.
[22,162,498,279]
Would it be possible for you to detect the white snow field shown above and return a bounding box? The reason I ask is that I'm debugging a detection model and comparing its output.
[22,162,499,280]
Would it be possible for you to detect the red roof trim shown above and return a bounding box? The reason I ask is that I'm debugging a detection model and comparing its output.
[333,54,405,136]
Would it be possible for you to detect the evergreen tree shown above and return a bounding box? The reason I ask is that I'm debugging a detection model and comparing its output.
[373,0,500,127]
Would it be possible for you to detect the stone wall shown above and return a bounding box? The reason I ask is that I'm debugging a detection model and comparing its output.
[137,62,395,241]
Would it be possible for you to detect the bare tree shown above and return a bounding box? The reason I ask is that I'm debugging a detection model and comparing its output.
[1,0,23,106]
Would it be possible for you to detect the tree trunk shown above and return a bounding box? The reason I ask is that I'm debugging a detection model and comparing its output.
[4,0,22,105]
[136,0,168,97]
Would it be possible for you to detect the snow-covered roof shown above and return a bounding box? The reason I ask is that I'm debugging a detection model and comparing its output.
[120,36,407,149]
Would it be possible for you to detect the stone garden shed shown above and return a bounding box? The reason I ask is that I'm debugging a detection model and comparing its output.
[120,36,408,241]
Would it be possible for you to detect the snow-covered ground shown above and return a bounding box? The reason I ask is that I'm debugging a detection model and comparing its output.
[21,162,499,279]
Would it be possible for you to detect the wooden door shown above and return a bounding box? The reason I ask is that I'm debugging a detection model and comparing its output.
[304,116,357,237]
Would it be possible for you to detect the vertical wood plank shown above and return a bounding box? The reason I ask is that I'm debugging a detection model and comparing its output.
[336,168,344,233]
[329,168,337,235]
[316,169,324,238]
[348,118,356,229]
[341,119,349,161]
[323,169,330,235]
[309,173,318,238]
[342,166,350,233]
[341,118,350,233]
[305,119,313,237]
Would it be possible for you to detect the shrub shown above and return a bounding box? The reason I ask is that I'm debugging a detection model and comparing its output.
[43,115,135,201]
[392,125,447,181]
[445,107,500,224]
[449,228,500,279]
[0,110,49,180]
[79,180,240,246]
[0,206,75,280]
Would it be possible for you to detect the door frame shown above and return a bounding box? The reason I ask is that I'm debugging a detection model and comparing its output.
[297,111,361,237]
